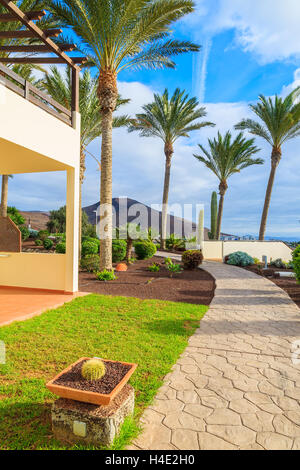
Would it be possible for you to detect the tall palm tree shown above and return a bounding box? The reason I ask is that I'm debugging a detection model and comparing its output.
[194,132,263,239]
[49,0,200,270]
[129,88,214,248]
[235,88,300,240]
[40,66,129,252]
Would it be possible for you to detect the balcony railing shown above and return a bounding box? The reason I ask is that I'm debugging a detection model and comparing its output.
[0,63,73,127]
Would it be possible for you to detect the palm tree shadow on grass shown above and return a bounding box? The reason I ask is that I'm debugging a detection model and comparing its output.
[143,319,200,336]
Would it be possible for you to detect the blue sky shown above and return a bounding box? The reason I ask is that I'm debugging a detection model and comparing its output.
[7,0,300,238]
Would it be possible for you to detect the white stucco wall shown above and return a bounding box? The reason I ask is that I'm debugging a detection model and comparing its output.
[203,241,293,262]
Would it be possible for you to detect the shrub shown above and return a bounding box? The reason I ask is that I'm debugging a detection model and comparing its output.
[96,269,117,281]
[29,228,38,239]
[134,241,157,260]
[55,242,66,254]
[182,250,204,270]
[80,254,100,272]
[81,240,98,257]
[292,245,300,261]
[294,256,300,284]
[166,234,185,251]
[166,261,182,277]
[148,262,160,272]
[270,258,287,269]
[81,359,106,381]
[7,207,25,226]
[35,239,43,246]
[38,230,49,241]
[82,236,100,248]
[253,257,261,265]
[112,239,126,263]
[43,238,54,250]
[19,225,30,241]
[227,251,254,267]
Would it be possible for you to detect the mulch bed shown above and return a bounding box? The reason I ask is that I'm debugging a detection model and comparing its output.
[79,256,215,306]
[243,265,300,309]
[54,359,131,395]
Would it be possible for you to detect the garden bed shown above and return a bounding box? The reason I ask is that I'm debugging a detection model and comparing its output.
[79,256,215,306]
[243,265,300,308]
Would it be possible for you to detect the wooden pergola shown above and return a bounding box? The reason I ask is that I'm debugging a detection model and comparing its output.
[0,0,87,125]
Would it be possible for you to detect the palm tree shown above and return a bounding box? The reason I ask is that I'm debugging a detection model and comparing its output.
[194,132,263,239]
[40,66,129,252]
[235,88,300,240]
[49,0,200,270]
[129,88,214,249]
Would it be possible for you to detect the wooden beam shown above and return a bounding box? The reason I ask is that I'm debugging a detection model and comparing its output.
[0,10,46,21]
[0,57,87,64]
[0,28,62,38]
[0,0,83,69]
[0,44,76,52]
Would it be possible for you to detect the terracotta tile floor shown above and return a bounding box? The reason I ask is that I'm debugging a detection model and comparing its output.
[0,287,88,327]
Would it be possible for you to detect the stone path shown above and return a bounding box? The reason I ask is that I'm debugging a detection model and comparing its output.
[130,261,300,450]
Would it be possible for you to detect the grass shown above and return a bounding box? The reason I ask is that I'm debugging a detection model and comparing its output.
[0,294,207,450]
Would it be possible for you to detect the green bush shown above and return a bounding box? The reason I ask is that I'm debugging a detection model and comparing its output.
[148,262,160,272]
[81,240,98,257]
[80,254,100,272]
[28,228,38,239]
[38,230,49,241]
[19,225,30,241]
[294,256,300,284]
[166,234,185,251]
[134,241,157,260]
[55,242,66,254]
[95,269,117,281]
[270,258,287,269]
[227,251,254,267]
[82,236,100,248]
[35,239,43,246]
[112,239,126,263]
[182,250,204,270]
[7,207,25,226]
[292,245,300,261]
[166,261,182,277]
[43,238,54,250]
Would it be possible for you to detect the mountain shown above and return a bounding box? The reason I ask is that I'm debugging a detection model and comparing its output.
[83,197,212,240]
[20,211,50,231]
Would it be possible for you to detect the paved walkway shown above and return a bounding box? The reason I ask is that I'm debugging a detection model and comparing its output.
[130,261,300,450]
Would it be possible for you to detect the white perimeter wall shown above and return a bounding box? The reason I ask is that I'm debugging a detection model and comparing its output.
[203,241,293,262]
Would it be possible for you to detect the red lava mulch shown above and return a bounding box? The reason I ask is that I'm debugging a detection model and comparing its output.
[79,256,215,306]
[243,265,300,309]
[54,359,131,395]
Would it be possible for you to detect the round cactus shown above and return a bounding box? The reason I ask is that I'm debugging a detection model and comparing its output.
[81,358,106,381]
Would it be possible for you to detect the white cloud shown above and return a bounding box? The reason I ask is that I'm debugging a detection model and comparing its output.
[188,0,300,64]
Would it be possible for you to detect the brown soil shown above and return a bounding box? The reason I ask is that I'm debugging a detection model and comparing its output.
[54,359,131,395]
[79,256,215,306]
[243,265,300,309]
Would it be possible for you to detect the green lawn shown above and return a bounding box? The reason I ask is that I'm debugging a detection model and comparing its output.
[0,294,207,450]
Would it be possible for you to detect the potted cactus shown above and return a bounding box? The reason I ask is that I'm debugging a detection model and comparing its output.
[46,357,137,406]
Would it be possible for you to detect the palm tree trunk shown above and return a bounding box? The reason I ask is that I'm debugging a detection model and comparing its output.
[0,175,8,217]
[259,147,281,241]
[216,181,228,240]
[98,70,118,271]
[126,237,133,262]
[161,143,174,250]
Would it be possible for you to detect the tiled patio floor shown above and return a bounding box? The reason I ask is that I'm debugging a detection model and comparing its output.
[0,287,87,326]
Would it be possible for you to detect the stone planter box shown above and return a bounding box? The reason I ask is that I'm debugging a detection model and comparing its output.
[46,357,137,406]
[51,384,135,447]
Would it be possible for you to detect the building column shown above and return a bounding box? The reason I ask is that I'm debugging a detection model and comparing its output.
[65,166,80,293]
